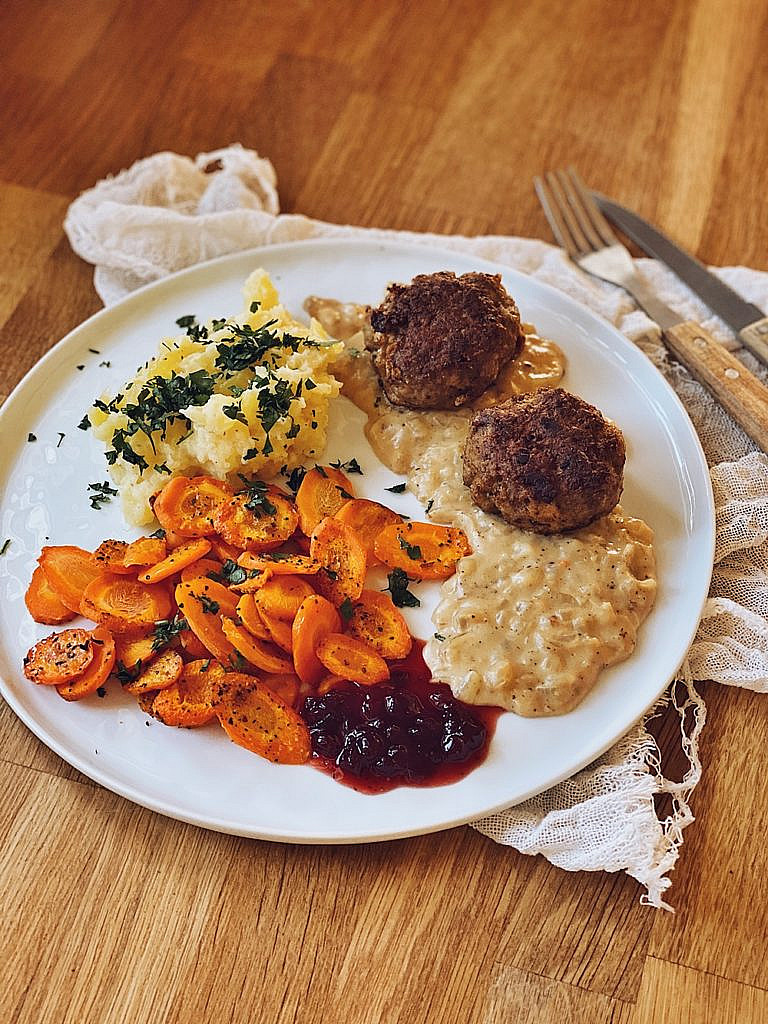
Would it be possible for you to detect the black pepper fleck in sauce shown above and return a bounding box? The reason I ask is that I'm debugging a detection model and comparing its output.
[301,641,502,794]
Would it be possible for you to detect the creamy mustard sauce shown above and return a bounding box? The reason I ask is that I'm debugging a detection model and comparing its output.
[308,296,657,717]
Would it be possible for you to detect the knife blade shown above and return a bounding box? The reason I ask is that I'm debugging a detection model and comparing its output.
[593,193,768,365]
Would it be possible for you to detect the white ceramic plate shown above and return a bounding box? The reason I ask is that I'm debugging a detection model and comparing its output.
[0,239,714,843]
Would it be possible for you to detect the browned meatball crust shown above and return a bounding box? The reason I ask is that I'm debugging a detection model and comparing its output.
[462,388,625,534]
[367,271,525,409]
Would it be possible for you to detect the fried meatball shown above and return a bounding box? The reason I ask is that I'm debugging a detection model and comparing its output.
[462,388,625,533]
[367,271,524,409]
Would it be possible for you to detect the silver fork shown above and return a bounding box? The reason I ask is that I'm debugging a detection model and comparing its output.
[533,167,768,453]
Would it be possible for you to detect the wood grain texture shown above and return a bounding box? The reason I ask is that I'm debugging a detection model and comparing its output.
[1,0,767,1020]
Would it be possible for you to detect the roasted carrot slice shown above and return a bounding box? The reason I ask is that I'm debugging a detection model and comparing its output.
[25,566,77,625]
[23,627,95,685]
[93,539,134,575]
[257,608,293,652]
[310,517,367,606]
[175,579,239,665]
[317,674,346,695]
[114,633,156,673]
[139,538,212,584]
[237,551,320,577]
[373,522,471,580]
[152,659,227,727]
[123,536,167,568]
[80,574,173,634]
[180,629,210,659]
[221,616,293,673]
[335,499,403,565]
[316,633,390,685]
[254,576,316,621]
[208,535,242,563]
[38,545,102,615]
[124,650,184,696]
[180,557,224,582]
[214,490,298,552]
[154,475,234,537]
[292,594,341,687]
[217,679,310,764]
[295,466,355,536]
[346,590,412,660]
[236,594,271,641]
[260,673,300,708]
[56,628,116,701]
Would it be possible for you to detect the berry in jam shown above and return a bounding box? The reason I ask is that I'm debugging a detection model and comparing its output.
[300,641,499,793]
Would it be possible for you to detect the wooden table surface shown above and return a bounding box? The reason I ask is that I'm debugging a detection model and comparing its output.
[2,2,767,1021]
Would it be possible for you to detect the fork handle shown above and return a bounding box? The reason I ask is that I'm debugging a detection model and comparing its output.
[662,321,768,452]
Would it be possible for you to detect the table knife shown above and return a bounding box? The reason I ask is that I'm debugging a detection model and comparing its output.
[593,193,768,365]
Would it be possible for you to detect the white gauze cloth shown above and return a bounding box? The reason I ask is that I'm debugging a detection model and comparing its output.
[64,145,768,909]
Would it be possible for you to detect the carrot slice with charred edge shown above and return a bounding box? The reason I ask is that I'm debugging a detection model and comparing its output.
[175,580,239,665]
[154,475,234,537]
[124,650,184,696]
[260,673,300,708]
[152,659,227,727]
[221,617,293,673]
[347,590,413,660]
[292,594,341,687]
[373,522,471,580]
[139,538,212,584]
[236,594,271,641]
[38,545,102,615]
[217,678,310,764]
[310,517,367,606]
[295,466,355,537]
[316,633,390,685]
[24,628,95,685]
[237,551,320,577]
[180,629,210,659]
[93,540,134,575]
[254,576,316,621]
[123,536,167,568]
[257,608,293,653]
[335,499,403,565]
[180,557,224,583]
[56,628,116,701]
[317,674,346,695]
[208,535,242,563]
[163,528,188,550]
[214,491,298,552]
[114,633,156,676]
[80,574,173,635]
[25,566,77,625]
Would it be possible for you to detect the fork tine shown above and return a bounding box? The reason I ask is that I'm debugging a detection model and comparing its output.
[555,169,603,251]
[564,167,618,248]
[546,171,591,255]
[533,174,578,256]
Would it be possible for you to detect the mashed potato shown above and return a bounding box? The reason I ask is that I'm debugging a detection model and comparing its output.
[90,269,343,525]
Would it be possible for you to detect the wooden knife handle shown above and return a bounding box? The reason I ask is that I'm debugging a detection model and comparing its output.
[662,321,768,452]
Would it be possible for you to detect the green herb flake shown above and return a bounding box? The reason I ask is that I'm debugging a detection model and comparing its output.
[330,457,363,475]
[88,348,100,354]
[197,594,220,615]
[88,480,118,509]
[150,527,166,539]
[236,476,276,517]
[96,686,107,698]
[27,433,36,442]
[211,559,248,586]
[425,499,434,515]
[280,465,307,493]
[77,415,91,431]
[336,487,354,500]
[56,432,66,448]
[76,365,85,371]
[434,633,446,642]
[385,482,407,494]
[0,539,10,556]
[398,535,422,561]
[384,568,420,608]
[116,660,142,685]
[339,597,355,622]
[152,614,188,652]
[175,314,197,328]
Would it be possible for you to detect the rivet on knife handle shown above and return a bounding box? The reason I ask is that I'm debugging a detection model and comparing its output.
[739,316,768,365]
[662,321,768,452]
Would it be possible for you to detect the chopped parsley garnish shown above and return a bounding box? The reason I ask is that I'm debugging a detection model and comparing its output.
[0,539,10,556]
[76,365,85,371]
[99,360,111,368]
[237,476,276,517]
[27,433,36,442]
[77,415,91,431]
[434,633,446,642]
[425,499,434,515]
[280,465,307,493]
[304,378,317,390]
[56,432,65,448]
[223,402,248,425]
[116,660,142,685]
[385,482,407,494]
[384,569,420,608]
[322,567,339,580]
[96,686,107,698]
[314,465,328,478]
[336,487,353,500]
[152,614,188,652]
[197,594,220,615]
[175,314,197,328]
[330,457,363,475]
[87,480,118,509]
[212,559,248,586]
[88,348,100,354]
[398,535,422,560]
[339,597,356,622]
[150,527,166,539]
[155,462,171,475]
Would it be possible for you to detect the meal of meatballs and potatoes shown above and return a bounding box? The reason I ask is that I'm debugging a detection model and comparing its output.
[20,265,656,792]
